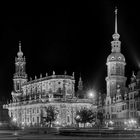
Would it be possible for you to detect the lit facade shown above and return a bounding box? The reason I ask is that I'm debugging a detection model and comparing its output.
[3,8,140,129]
[104,8,128,127]
[3,42,96,127]
[128,72,140,123]
[104,8,140,128]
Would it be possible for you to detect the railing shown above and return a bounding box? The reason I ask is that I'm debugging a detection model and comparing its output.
[23,75,74,86]
[4,96,96,109]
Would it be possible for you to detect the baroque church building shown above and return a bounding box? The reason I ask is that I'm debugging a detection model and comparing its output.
[3,42,96,128]
[3,8,140,129]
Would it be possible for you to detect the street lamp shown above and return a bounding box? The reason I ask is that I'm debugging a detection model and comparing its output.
[76,115,80,120]
[55,121,60,133]
[21,122,25,129]
[12,117,17,127]
[75,115,81,128]
[87,90,96,100]
[55,121,60,126]
[12,117,18,134]
[129,119,137,129]
[109,120,114,125]
[88,92,95,98]
[124,119,137,130]
[13,118,17,123]
[107,120,114,129]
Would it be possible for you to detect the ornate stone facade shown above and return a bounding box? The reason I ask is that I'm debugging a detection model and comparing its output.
[3,42,96,128]
[103,8,140,128]
[105,8,128,126]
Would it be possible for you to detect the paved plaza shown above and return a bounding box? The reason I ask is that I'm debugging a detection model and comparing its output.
[0,129,140,140]
[0,134,140,140]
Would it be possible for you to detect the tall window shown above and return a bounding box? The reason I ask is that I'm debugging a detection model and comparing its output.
[37,117,39,124]
[67,116,70,123]
[111,65,115,75]
[130,104,133,110]
[17,82,20,90]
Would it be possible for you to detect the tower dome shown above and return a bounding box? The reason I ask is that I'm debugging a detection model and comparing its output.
[107,52,125,63]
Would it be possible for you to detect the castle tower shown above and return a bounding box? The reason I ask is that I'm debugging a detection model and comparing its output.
[106,8,127,98]
[12,41,27,97]
[76,75,84,98]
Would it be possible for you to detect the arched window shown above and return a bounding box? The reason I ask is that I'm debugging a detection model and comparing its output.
[111,64,115,75]
[17,82,20,90]
[67,116,70,123]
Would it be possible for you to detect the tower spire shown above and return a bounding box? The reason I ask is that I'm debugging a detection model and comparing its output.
[112,7,120,41]
[17,41,23,58]
[78,73,83,91]
[19,41,21,52]
[115,7,118,34]
[111,7,121,53]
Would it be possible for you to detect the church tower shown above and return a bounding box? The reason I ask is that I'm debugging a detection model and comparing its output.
[106,8,127,98]
[78,75,83,91]
[76,75,84,98]
[12,41,27,99]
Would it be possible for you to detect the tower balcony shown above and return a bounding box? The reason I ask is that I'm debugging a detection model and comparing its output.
[13,73,27,79]
[105,76,127,81]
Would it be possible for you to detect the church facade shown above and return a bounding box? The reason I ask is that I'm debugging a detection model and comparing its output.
[3,42,96,128]
[3,8,140,129]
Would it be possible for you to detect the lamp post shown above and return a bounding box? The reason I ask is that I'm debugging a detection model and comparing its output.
[13,118,17,123]
[76,115,80,128]
[55,121,60,133]
[21,122,25,130]
[124,119,137,130]
[128,119,137,129]
[87,89,97,126]
[12,118,18,135]
[12,118,17,127]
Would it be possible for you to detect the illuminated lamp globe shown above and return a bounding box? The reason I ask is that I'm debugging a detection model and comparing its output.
[87,90,96,99]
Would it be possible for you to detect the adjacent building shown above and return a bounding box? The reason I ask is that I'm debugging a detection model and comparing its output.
[127,72,140,125]
[0,102,9,126]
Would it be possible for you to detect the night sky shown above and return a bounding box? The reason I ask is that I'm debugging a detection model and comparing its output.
[1,1,140,101]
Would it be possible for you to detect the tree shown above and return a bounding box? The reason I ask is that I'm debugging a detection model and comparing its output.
[40,109,45,126]
[41,106,58,127]
[75,108,96,128]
